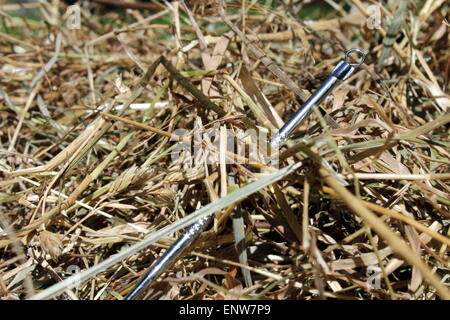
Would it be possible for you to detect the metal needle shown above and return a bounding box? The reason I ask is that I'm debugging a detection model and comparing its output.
[125,215,212,300]
[125,49,365,300]
[270,48,366,148]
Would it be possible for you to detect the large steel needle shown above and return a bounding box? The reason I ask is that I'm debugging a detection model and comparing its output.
[125,49,365,300]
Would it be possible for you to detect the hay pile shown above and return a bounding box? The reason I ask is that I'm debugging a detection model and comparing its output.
[0,0,449,300]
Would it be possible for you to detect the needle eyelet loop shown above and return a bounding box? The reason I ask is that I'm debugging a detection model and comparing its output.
[344,48,366,67]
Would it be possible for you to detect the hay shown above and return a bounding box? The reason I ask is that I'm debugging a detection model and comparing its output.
[0,0,449,300]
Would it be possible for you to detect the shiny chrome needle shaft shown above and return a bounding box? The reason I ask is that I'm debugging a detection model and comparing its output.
[125,215,212,300]
[270,49,366,149]
[125,49,365,300]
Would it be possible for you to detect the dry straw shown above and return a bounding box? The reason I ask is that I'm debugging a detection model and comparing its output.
[0,0,449,300]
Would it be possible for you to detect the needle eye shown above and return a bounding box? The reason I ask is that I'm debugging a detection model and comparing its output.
[344,48,366,67]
